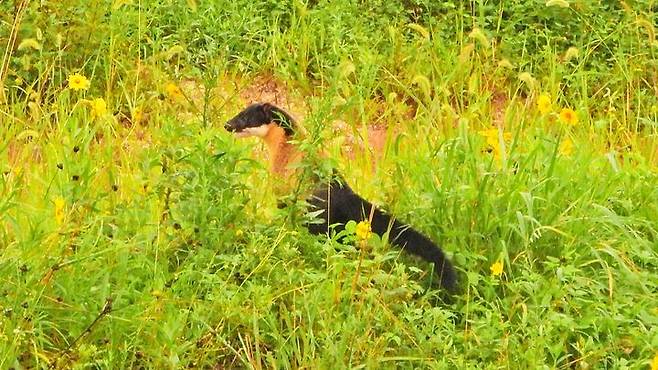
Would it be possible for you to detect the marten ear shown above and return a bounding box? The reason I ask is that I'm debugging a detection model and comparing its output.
[261,103,274,121]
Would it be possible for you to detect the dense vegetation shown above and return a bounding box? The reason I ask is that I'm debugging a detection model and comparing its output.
[1,0,657,368]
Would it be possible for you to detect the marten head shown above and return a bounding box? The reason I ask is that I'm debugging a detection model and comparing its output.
[225,103,296,138]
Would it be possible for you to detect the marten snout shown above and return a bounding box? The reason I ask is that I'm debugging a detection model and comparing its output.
[225,103,271,134]
[224,120,240,133]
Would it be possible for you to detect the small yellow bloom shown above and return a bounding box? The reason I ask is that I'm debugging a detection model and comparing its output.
[652,352,658,370]
[559,108,579,125]
[490,260,503,277]
[537,94,552,114]
[235,229,244,237]
[165,82,183,100]
[13,166,23,178]
[559,137,574,156]
[54,197,66,225]
[89,98,107,118]
[478,129,512,160]
[478,128,512,141]
[355,221,372,241]
[68,73,90,90]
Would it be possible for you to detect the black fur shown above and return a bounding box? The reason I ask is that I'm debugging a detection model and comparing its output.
[225,103,458,293]
[225,103,296,136]
[307,180,458,292]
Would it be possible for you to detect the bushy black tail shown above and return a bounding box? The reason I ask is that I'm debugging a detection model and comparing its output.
[372,211,458,292]
[307,180,458,293]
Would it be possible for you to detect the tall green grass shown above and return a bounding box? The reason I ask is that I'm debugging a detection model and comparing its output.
[1,0,657,368]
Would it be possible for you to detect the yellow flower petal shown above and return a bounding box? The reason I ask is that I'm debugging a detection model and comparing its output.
[559,108,579,125]
[54,197,66,225]
[68,73,90,90]
[490,260,504,277]
[559,138,574,156]
[165,82,183,100]
[355,221,372,241]
[478,128,512,161]
[537,94,552,114]
[89,98,107,118]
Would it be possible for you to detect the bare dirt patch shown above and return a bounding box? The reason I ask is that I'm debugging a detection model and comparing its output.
[491,92,507,128]
[237,74,307,127]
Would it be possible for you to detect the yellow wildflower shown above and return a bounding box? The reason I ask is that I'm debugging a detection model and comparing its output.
[537,94,552,114]
[68,73,90,90]
[559,137,574,156]
[478,128,512,142]
[89,98,107,118]
[559,108,579,125]
[652,352,658,370]
[479,129,496,147]
[165,82,183,100]
[12,166,23,180]
[478,128,512,160]
[54,197,66,225]
[490,260,503,277]
[355,221,372,241]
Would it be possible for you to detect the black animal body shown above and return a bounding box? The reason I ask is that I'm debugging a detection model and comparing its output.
[225,103,458,292]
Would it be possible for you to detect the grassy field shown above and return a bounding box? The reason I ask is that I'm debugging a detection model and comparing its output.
[1,0,658,368]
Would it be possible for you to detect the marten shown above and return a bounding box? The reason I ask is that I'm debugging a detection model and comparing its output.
[225,103,458,293]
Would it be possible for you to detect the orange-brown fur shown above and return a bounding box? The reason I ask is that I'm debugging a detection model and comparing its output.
[263,124,300,177]
[259,124,306,197]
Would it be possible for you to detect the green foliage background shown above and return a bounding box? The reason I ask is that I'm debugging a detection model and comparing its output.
[1,0,657,368]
